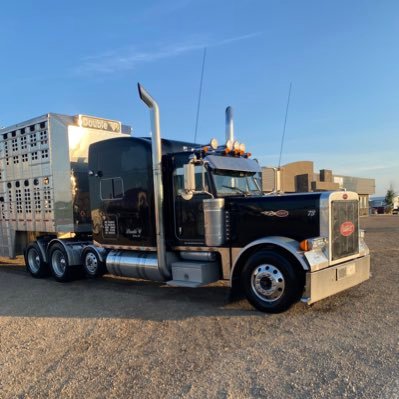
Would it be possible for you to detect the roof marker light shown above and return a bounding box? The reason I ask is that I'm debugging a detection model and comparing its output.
[210,138,218,150]
[225,139,233,151]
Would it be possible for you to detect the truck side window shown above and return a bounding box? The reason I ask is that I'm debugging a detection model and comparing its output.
[100,177,124,200]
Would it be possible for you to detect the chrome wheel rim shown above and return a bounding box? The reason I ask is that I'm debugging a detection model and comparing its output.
[251,264,285,302]
[28,248,41,273]
[52,249,67,277]
[85,252,98,274]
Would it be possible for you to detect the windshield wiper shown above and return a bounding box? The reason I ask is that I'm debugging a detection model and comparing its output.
[221,185,248,195]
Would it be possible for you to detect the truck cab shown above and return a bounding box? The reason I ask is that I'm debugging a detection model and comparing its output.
[84,85,370,313]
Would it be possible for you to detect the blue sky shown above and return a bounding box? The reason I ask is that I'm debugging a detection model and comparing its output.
[1,0,398,195]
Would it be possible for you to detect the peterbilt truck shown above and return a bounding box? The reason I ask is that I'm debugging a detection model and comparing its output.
[0,84,370,313]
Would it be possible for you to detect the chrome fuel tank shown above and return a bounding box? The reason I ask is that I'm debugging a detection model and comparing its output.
[106,251,164,281]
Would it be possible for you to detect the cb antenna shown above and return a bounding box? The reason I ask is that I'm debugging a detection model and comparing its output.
[193,47,207,143]
[278,82,292,168]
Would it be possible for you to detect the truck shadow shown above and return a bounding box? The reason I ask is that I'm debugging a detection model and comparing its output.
[0,263,369,321]
[0,265,274,321]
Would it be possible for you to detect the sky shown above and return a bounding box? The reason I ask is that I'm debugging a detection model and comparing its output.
[1,0,398,196]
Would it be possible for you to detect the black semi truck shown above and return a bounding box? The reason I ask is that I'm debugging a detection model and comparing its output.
[1,84,370,313]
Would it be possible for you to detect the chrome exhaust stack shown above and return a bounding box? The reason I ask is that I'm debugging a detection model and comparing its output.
[225,106,234,143]
[138,83,170,279]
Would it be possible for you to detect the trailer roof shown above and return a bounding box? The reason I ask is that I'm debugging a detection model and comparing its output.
[0,113,131,135]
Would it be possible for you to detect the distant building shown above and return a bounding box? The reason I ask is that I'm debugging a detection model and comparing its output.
[262,161,375,216]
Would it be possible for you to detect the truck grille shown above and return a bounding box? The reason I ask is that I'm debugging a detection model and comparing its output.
[331,200,359,261]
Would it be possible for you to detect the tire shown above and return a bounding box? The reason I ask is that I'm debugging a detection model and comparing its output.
[241,250,303,313]
[48,243,73,282]
[25,243,49,278]
[82,248,106,278]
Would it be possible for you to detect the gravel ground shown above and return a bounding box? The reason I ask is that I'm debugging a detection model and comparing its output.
[0,215,398,399]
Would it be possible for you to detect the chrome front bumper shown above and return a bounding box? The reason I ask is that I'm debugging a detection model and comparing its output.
[301,255,371,305]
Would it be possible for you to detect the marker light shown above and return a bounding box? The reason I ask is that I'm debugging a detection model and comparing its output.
[299,237,326,252]
[233,140,240,150]
[239,143,246,153]
[210,138,218,150]
[225,139,233,151]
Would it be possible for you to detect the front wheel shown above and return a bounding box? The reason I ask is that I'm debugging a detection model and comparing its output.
[241,250,303,313]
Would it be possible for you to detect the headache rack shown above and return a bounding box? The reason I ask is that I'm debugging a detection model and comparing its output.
[0,113,129,258]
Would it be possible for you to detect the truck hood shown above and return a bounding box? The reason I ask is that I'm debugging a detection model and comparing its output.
[224,193,323,246]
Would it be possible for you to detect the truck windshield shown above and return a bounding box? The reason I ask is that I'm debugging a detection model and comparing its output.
[211,170,262,197]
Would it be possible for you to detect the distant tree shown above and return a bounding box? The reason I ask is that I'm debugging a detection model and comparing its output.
[384,186,395,214]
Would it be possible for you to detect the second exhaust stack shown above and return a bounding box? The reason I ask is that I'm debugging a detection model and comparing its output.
[225,106,234,143]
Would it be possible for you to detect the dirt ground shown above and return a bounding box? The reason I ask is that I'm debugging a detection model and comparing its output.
[0,215,398,399]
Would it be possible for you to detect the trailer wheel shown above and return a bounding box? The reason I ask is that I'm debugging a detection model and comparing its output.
[49,243,72,282]
[82,248,106,278]
[25,243,49,278]
[241,250,303,313]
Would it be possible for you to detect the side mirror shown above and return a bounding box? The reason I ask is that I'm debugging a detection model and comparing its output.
[182,163,195,200]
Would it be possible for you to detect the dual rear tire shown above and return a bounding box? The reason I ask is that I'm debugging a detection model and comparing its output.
[25,242,72,281]
[25,243,49,278]
[49,243,73,282]
[25,243,106,282]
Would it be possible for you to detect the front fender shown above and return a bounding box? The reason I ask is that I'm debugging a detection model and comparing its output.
[230,236,309,286]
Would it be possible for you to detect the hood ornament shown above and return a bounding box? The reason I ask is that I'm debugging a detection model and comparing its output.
[261,210,289,217]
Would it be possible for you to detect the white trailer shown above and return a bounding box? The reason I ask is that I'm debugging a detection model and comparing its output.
[0,113,129,259]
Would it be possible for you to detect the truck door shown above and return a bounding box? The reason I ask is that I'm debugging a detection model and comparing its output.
[88,138,155,247]
[173,165,211,243]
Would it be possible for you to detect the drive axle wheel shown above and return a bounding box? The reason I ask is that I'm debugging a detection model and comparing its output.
[82,248,106,278]
[25,243,49,278]
[49,243,73,282]
[241,250,303,313]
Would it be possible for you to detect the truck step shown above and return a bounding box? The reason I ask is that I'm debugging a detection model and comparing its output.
[166,261,220,288]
